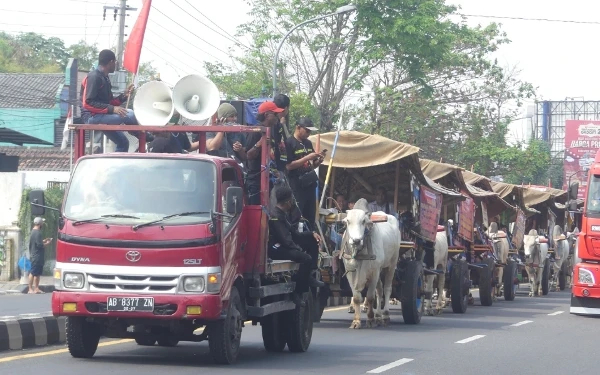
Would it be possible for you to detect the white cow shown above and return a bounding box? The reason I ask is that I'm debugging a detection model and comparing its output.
[342,199,401,329]
[523,229,549,297]
[486,222,510,299]
[424,226,449,315]
[551,225,570,291]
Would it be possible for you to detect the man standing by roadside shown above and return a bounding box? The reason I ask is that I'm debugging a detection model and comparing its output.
[28,217,51,294]
[81,49,142,152]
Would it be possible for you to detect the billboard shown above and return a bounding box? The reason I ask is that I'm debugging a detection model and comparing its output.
[564,120,600,199]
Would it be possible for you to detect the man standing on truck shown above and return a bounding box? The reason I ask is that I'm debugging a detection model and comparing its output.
[269,186,325,292]
[81,49,144,153]
[28,217,52,294]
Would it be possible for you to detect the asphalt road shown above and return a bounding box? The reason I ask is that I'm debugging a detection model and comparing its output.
[0,288,594,375]
[0,293,52,320]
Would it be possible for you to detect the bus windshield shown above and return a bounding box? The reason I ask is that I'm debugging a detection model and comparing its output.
[63,157,216,225]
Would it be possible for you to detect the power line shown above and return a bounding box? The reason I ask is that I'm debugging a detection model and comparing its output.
[0,22,111,29]
[0,8,91,16]
[459,13,600,25]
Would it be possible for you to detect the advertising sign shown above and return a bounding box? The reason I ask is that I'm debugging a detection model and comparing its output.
[419,185,443,242]
[513,208,526,249]
[564,120,600,199]
[458,195,475,242]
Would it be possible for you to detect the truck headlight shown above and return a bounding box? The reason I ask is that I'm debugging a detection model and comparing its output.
[63,273,84,289]
[578,268,595,285]
[183,276,205,292]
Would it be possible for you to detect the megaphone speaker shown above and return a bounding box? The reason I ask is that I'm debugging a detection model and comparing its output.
[172,74,221,121]
[133,81,174,126]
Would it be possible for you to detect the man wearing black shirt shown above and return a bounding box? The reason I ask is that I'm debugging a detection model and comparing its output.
[28,217,51,294]
[245,101,285,205]
[269,187,325,292]
[148,112,199,153]
[206,103,247,161]
[285,118,325,230]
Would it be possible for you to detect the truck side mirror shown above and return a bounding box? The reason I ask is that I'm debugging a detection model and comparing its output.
[226,186,243,215]
[569,182,579,200]
[30,190,46,216]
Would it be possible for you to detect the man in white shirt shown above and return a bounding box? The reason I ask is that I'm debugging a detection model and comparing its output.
[368,187,396,217]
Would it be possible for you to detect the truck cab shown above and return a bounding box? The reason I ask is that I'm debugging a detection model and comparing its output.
[571,150,600,315]
[31,124,313,364]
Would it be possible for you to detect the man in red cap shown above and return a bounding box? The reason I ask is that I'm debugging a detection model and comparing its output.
[245,101,285,205]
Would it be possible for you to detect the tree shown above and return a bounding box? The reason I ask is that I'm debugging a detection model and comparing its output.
[0,32,64,72]
[67,40,99,71]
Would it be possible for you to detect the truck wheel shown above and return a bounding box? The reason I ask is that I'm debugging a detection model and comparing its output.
[135,337,156,346]
[542,258,550,296]
[286,292,313,353]
[559,262,568,291]
[157,337,179,347]
[479,258,494,307]
[261,312,286,352]
[66,317,101,358]
[208,286,243,364]
[401,260,424,324]
[503,260,518,301]
[451,259,469,313]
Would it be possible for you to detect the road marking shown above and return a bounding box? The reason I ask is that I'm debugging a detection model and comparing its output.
[0,339,132,363]
[367,358,414,373]
[511,320,533,327]
[455,335,485,344]
[548,311,564,316]
[0,304,349,362]
[0,316,16,321]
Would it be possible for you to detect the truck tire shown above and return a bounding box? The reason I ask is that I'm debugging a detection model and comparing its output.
[451,259,469,313]
[135,337,156,346]
[261,311,286,352]
[542,258,550,296]
[66,316,101,358]
[559,262,568,291]
[479,258,494,307]
[401,260,424,324]
[503,260,518,301]
[286,292,313,353]
[208,286,243,364]
[157,337,179,347]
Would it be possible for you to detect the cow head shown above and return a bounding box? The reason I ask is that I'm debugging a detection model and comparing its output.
[343,208,373,255]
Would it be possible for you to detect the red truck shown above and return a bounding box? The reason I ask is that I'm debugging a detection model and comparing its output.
[30,124,313,364]
[571,150,600,316]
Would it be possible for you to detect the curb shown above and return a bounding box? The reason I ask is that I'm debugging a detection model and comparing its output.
[0,316,65,352]
[8,284,56,294]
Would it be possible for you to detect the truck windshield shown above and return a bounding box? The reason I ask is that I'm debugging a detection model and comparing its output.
[64,157,216,225]
[586,175,600,215]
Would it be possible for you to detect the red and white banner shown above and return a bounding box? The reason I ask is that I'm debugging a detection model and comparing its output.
[564,120,600,199]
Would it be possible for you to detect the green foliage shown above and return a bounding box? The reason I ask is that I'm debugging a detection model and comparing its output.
[289,91,320,125]
[18,187,65,275]
[67,40,99,71]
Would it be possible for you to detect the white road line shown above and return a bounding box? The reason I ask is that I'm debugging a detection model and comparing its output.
[511,320,533,327]
[548,311,564,316]
[0,316,16,320]
[455,335,485,344]
[367,358,414,373]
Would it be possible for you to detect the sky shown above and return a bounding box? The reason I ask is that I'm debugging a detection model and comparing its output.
[1,0,599,143]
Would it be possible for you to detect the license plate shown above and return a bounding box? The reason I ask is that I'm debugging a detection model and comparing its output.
[106,297,154,312]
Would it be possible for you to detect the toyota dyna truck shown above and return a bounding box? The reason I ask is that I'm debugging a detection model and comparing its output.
[30,124,313,364]
[571,150,600,316]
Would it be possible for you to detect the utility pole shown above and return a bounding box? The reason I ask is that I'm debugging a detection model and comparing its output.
[103,0,137,70]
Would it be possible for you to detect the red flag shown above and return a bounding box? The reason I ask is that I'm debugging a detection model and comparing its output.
[122,0,152,74]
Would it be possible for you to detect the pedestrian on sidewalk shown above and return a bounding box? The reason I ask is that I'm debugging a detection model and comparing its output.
[28,217,51,294]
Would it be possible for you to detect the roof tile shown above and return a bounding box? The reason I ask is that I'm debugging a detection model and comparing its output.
[0,73,65,109]
[0,146,70,171]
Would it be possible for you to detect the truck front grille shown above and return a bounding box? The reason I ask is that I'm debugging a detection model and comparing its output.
[87,274,179,294]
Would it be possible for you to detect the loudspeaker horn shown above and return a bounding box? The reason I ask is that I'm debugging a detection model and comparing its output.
[133,80,174,126]
[172,74,220,121]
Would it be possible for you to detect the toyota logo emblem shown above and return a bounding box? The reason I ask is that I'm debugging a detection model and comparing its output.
[125,251,141,262]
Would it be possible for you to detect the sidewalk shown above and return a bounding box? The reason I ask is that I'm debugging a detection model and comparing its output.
[0,276,55,294]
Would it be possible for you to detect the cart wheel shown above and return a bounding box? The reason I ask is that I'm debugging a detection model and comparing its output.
[479,258,495,307]
[261,311,287,352]
[208,286,243,364]
[66,317,101,358]
[286,292,313,352]
[504,260,518,301]
[559,262,568,291]
[314,284,330,323]
[451,259,469,313]
[401,260,424,324]
[542,258,551,296]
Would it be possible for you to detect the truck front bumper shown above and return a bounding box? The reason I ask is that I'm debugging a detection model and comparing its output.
[52,291,223,320]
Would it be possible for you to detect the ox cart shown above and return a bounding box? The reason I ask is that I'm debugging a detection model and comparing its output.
[420,160,519,310]
[308,131,464,325]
